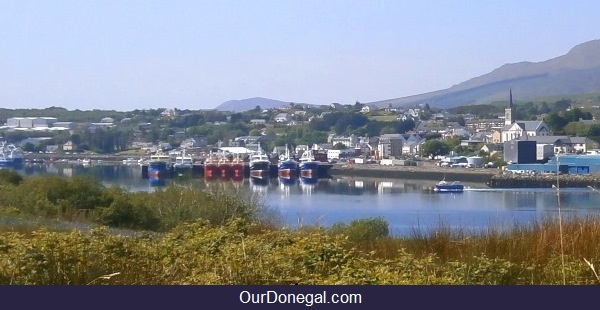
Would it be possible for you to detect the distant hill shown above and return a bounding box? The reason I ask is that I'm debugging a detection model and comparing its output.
[215,97,296,112]
[367,39,600,109]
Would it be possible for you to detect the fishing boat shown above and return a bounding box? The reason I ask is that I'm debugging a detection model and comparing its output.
[150,150,171,163]
[173,149,193,170]
[230,153,245,179]
[278,145,298,179]
[203,152,219,179]
[217,155,232,178]
[298,149,319,178]
[249,145,270,179]
[147,160,169,178]
[0,141,24,168]
[434,180,464,193]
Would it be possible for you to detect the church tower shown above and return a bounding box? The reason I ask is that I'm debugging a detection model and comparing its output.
[504,89,513,126]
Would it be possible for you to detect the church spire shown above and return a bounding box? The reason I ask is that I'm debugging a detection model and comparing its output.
[504,89,513,126]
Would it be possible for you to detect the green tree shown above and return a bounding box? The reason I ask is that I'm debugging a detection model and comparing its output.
[552,99,572,111]
[249,129,261,136]
[544,112,568,133]
[22,142,35,152]
[70,134,81,145]
[421,140,450,159]
[564,122,589,137]
[397,119,415,133]
[539,102,551,114]
[333,142,347,150]
[445,136,462,149]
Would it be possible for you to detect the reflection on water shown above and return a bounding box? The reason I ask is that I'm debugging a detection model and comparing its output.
[13,163,600,236]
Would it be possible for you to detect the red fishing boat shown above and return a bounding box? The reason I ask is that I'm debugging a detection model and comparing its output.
[217,155,232,178]
[203,153,218,179]
[231,154,245,179]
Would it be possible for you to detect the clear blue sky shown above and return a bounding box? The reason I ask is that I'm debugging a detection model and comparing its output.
[2,0,599,111]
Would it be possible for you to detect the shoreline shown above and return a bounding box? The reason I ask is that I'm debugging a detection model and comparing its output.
[329,164,600,189]
[329,164,498,183]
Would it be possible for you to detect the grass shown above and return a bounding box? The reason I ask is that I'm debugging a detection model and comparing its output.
[1,213,600,284]
[1,171,600,284]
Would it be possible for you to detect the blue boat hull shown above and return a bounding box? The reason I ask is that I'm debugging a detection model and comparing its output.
[0,158,23,168]
[299,161,319,177]
[148,161,169,178]
[278,160,298,177]
[434,185,464,192]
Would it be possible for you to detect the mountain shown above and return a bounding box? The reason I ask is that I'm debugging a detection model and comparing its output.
[367,39,600,109]
[215,97,295,112]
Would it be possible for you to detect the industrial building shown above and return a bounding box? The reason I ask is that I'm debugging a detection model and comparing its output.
[508,154,600,175]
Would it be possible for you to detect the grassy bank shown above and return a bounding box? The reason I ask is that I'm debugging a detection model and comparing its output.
[1,170,600,284]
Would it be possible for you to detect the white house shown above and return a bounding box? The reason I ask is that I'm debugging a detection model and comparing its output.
[275,113,290,123]
[360,104,379,113]
[329,134,359,148]
[501,121,551,142]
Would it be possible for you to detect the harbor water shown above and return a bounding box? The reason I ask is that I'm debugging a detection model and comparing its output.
[12,162,600,236]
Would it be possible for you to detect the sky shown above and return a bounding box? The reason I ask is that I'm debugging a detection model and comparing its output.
[2,0,600,112]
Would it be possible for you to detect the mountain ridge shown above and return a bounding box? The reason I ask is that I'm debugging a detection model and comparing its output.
[215,39,600,112]
[367,39,600,108]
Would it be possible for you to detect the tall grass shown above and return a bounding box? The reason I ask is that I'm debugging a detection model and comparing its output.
[1,171,600,284]
[0,172,281,232]
[1,214,600,284]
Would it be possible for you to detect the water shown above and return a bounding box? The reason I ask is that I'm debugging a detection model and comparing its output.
[13,163,600,236]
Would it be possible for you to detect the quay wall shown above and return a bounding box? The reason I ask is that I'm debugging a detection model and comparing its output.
[329,164,600,189]
[486,174,600,188]
[329,165,497,183]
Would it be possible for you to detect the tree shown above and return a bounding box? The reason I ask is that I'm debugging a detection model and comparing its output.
[564,122,589,137]
[23,142,35,152]
[539,102,551,114]
[445,136,462,149]
[397,119,415,133]
[70,134,81,145]
[421,140,450,159]
[552,99,572,111]
[545,112,568,133]
[353,101,364,112]
[333,142,347,150]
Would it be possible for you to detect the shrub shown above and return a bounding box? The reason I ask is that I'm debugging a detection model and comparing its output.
[331,217,389,242]
[0,169,23,186]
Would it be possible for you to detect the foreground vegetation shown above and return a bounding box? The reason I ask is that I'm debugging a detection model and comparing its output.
[1,170,600,284]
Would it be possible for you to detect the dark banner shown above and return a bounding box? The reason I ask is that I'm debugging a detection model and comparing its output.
[0,285,593,309]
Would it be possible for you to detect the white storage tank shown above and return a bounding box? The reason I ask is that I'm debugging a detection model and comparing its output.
[467,156,483,168]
